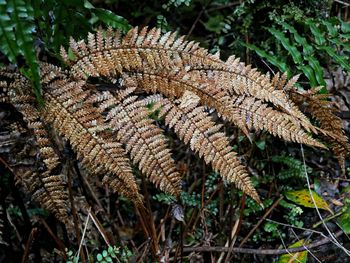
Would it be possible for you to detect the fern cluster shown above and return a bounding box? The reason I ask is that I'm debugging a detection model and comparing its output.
[247,17,350,89]
[0,27,349,222]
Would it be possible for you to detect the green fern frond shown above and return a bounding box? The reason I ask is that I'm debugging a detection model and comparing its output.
[0,0,41,102]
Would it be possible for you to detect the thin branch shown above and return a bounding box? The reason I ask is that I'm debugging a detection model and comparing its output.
[76,208,91,262]
[300,144,350,256]
[67,165,87,263]
[290,228,322,263]
[39,218,66,252]
[239,195,283,247]
[21,227,38,263]
[277,229,302,263]
[89,210,112,246]
[186,5,206,38]
[265,219,325,236]
[175,230,343,255]
[334,0,350,7]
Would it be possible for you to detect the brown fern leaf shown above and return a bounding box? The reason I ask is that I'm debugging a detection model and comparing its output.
[0,80,10,102]
[0,73,70,222]
[61,27,311,132]
[122,72,325,148]
[122,70,252,137]
[39,65,143,205]
[88,85,182,197]
[191,59,315,133]
[288,87,350,170]
[230,95,326,148]
[0,113,69,223]
[155,92,261,204]
[60,27,222,80]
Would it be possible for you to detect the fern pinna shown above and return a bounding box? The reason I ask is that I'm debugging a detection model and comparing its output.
[0,27,349,221]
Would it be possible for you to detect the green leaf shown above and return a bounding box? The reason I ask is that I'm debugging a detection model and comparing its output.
[317,45,350,73]
[83,0,94,9]
[306,19,326,45]
[279,21,313,56]
[255,140,266,150]
[83,0,131,32]
[268,28,303,64]
[244,43,290,74]
[285,189,333,213]
[107,246,113,253]
[204,15,225,34]
[305,56,326,86]
[96,254,103,261]
[93,9,131,32]
[102,250,108,257]
[341,21,350,33]
[338,206,350,234]
[329,37,350,53]
[0,0,42,103]
[322,20,338,37]
[276,239,309,263]
[272,155,311,180]
[296,65,318,87]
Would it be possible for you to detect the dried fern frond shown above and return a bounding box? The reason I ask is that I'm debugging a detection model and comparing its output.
[288,87,350,170]
[88,82,182,197]
[0,80,10,102]
[60,27,221,80]
[190,59,314,131]
[229,95,326,148]
[39,65,143,205]
[0,73,69,222]
[1,25,348,217]
[122,72,325,148]
[154,92,261,203]
[61,27,312,132]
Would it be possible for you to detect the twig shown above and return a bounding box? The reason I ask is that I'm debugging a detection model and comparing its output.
[277,230,302,263]
[89,209,112,246]
[173,229,343,255]
[221,193,246,262]
[140,175,160,256]
[39,218,66,251]
[290,228,322,263]
[300,144,350,256]
[187,5,206,38]
[189,181,223,232]
[334,0,350,7]
[74,160,103,208]
[21,227,38,263]
[136,239,151,262]
[239,196,284,247]
[67,166,87,263]
[221,219,239,263]
[312,210,343,228]
[6,208,24,250]
[76,208,91,262]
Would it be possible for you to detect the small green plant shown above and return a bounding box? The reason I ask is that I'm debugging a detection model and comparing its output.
[272,155,312,180]
[153,192,177,205]
[279,199,304,228]
[66,245,132,263]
